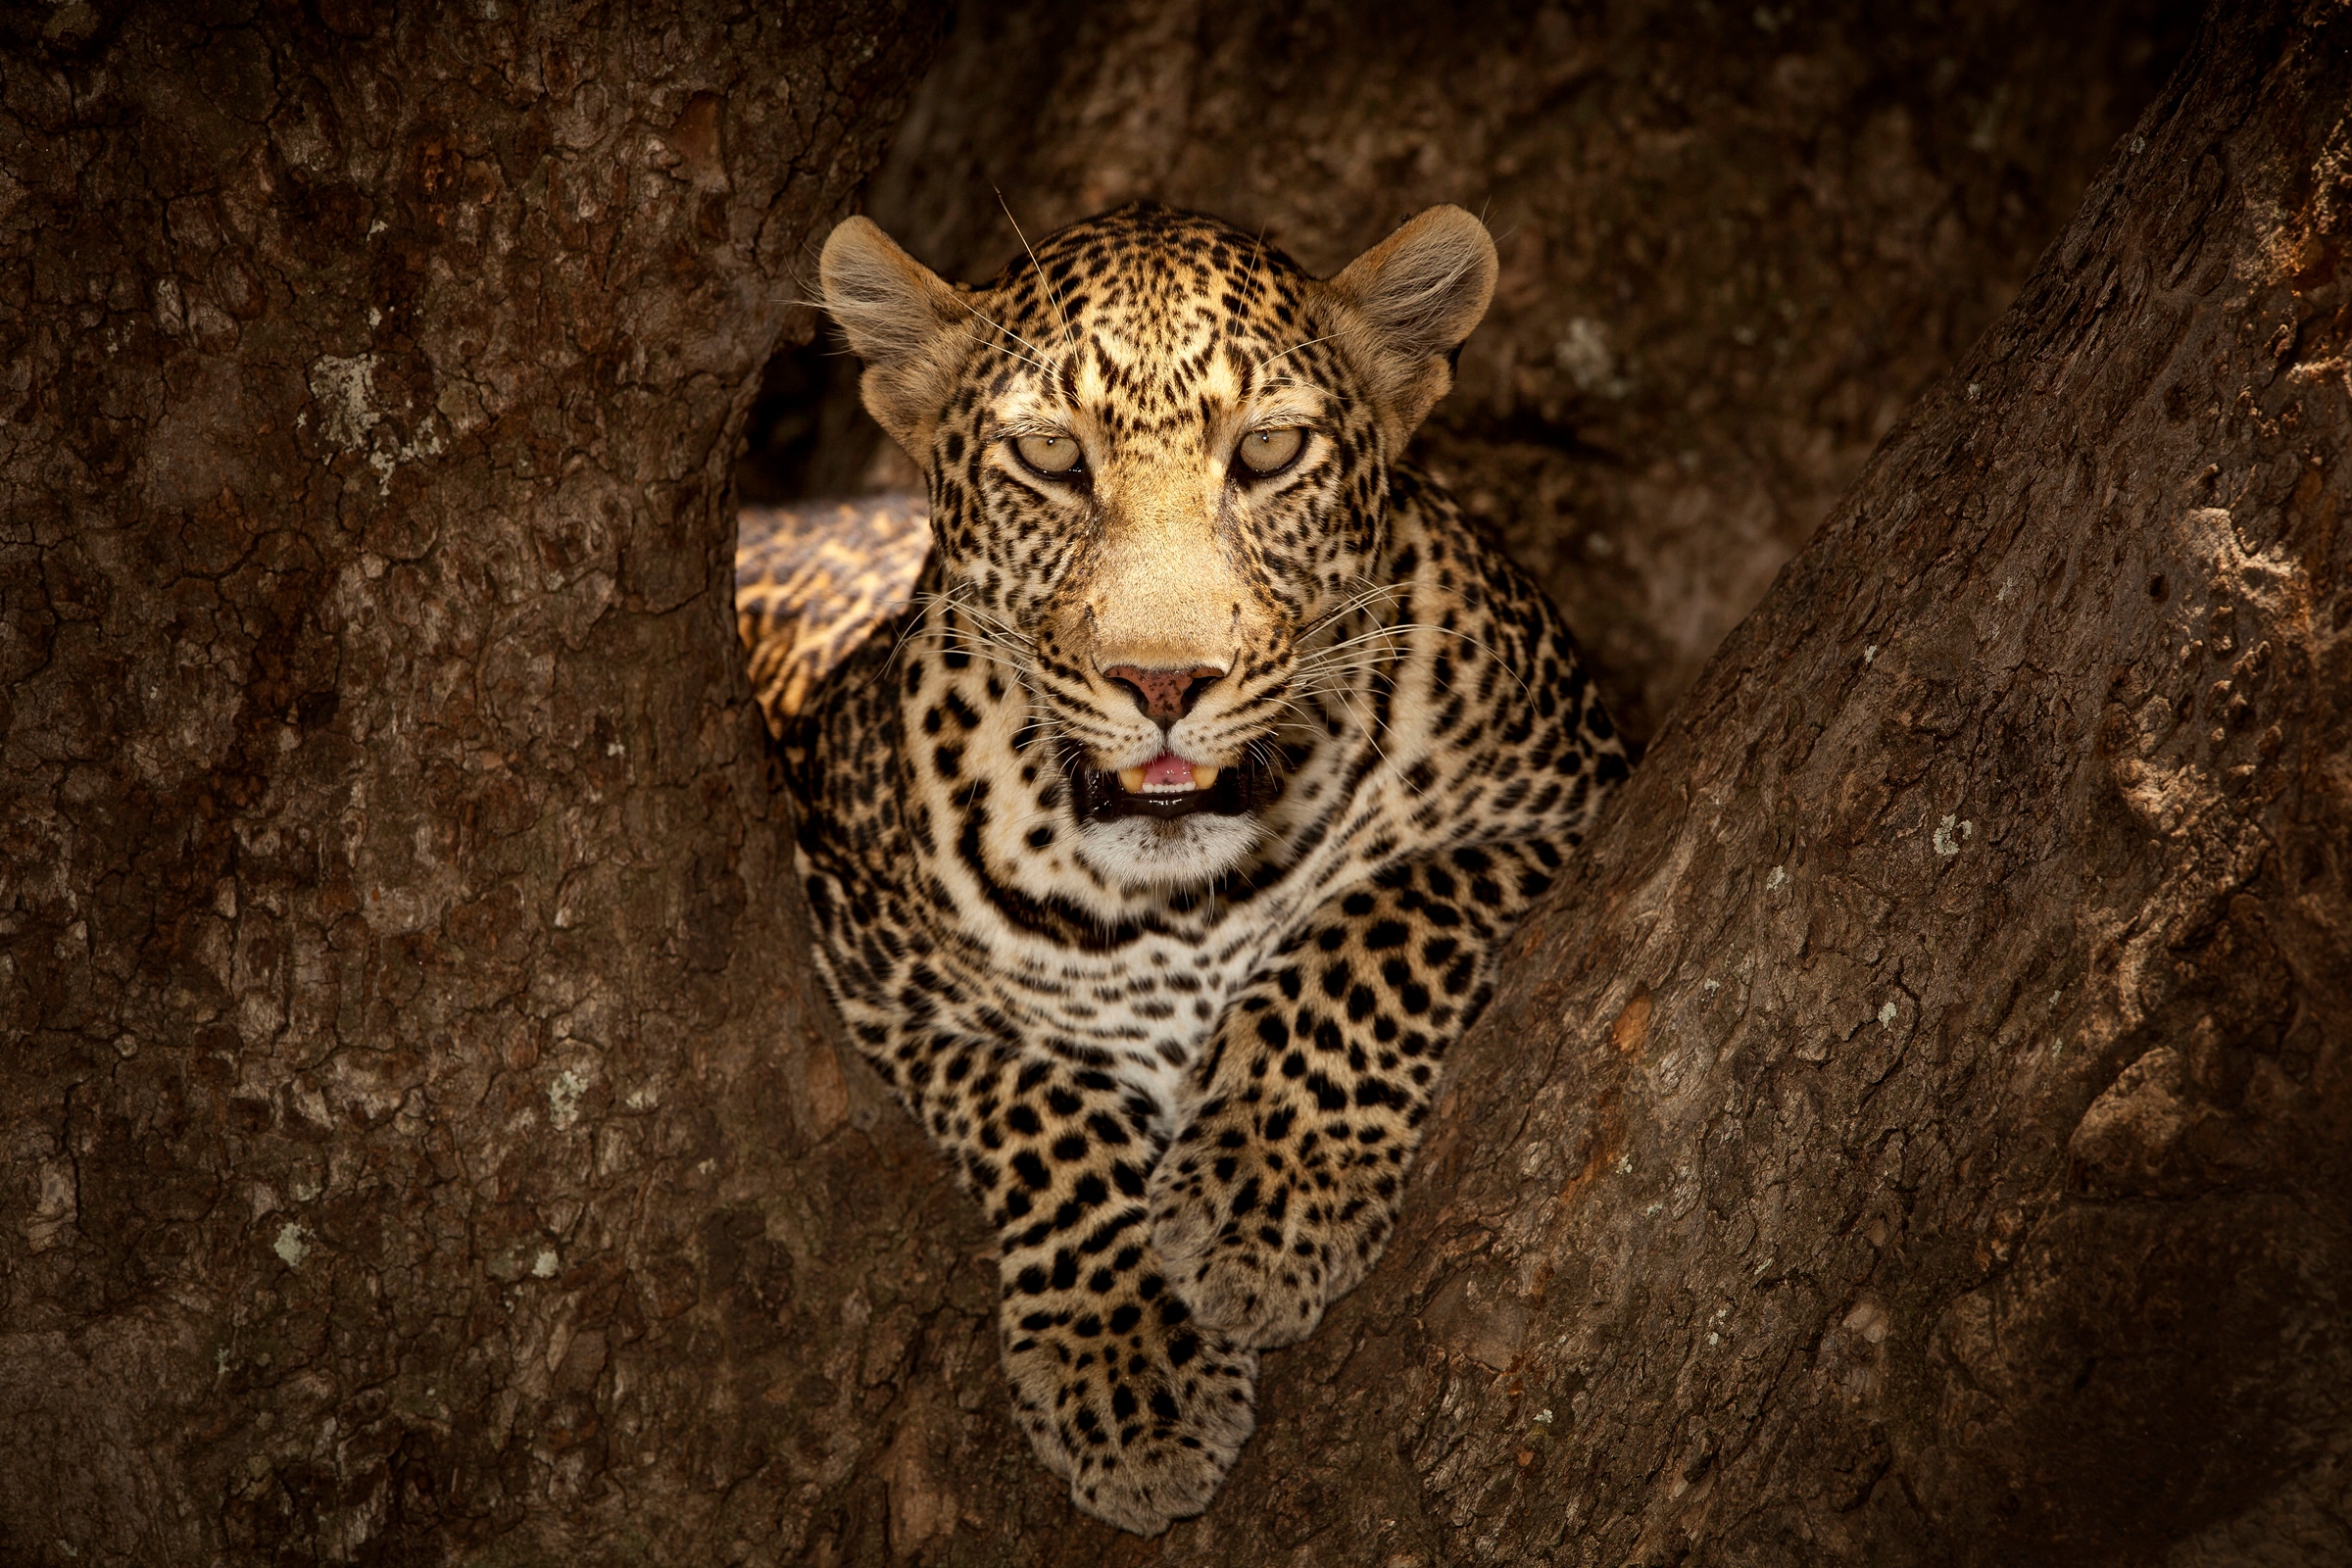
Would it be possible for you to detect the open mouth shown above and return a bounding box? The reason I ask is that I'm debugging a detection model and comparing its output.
[1065,746,1279,822]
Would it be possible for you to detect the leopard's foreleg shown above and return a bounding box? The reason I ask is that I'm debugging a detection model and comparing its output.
[903,1033,1260,1536]
[1147,838,1561,1348]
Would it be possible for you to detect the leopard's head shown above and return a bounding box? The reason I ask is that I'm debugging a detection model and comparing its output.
[820,202,1494,887]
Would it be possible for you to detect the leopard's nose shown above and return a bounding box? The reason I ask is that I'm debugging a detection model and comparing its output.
[1102,663,1224,724]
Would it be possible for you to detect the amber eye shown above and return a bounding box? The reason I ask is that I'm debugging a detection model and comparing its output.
[1236,426,1305,476]
[1013,432,1085,476]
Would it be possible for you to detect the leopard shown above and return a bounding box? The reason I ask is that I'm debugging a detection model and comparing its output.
[778,200,1630,1535]
[736,491,928,735]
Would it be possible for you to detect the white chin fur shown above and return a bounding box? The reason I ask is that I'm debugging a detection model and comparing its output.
[1075,813,1261,888]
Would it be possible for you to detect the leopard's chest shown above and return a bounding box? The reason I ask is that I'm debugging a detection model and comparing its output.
[959,899,1297,1139]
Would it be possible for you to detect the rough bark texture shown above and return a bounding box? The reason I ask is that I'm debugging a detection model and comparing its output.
[748,0,2196,748]
[0,3,941,1562]
[8,3,2350,1567]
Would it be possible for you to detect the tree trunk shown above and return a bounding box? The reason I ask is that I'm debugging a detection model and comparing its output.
[6,4,2347,1568]
[0,3,942,1562]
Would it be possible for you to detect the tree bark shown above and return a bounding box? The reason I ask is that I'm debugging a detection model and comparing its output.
[0,3,942,1562]
[6,4,2348,1568]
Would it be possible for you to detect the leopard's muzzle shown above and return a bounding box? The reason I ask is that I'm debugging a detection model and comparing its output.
[1063,745,1285,823]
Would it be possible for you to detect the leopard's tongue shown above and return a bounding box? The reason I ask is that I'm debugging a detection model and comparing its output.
[1118,752,1221,793]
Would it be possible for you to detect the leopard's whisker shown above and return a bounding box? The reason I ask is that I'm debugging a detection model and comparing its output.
[859,595,945,694]
[952,293,1062,376]
[999,188,1078,352]
[1254,331,1342,376]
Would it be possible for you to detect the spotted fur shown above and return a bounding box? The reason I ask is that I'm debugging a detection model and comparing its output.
[736,494,929,734]
[781,203,1629,1534]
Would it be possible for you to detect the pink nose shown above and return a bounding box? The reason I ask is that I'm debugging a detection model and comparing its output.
[1102,664,1223,723]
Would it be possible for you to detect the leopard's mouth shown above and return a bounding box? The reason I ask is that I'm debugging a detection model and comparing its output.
[1065,746,1281,822]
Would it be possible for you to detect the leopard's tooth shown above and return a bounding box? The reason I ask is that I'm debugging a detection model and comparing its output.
[1119,766,1148,794]
[1190,762,1220,790]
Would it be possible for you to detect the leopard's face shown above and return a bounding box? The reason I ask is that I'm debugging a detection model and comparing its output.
[824,204,1495,887]
[936,214,1390,884]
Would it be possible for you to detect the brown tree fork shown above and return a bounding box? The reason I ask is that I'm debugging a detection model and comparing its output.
[0,2,2342,1566]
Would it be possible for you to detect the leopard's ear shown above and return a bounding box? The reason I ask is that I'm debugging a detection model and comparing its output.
[1326,206,1497,446]
[820,216,963,458]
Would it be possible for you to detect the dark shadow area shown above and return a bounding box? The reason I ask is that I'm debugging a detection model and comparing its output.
[736,329,892,505]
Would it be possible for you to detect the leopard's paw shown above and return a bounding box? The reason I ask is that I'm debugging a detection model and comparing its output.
[1147,1124,1369,1349]
[1002,1291,1259,1535]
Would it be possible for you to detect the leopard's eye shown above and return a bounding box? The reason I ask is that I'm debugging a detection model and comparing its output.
[1013,432,1085,476]
[1235,426,1305,477]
